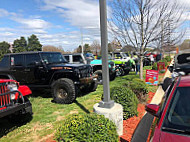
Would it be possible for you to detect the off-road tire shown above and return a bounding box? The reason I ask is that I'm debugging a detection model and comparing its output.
[94,70,103,84]
[116,67,125,76]
[110,72,116,81]
[124,69,130,75]
[51,78,76,104]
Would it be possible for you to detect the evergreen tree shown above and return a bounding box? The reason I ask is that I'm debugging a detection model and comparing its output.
[0,41,11,60]
[27,34,42,51]
[12,36,27,53]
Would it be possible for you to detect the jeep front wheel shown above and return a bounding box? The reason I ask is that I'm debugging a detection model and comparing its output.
[51,78,76,104]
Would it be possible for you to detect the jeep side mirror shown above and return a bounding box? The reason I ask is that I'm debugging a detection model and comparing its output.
[145,104,159,117]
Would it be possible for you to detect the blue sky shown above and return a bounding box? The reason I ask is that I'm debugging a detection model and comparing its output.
[0,0,189,51]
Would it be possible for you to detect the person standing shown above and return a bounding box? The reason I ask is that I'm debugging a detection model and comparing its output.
[135,55,140,75]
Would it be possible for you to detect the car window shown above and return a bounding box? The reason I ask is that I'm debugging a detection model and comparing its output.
[114,53,122,59]
[11,55,24,66]
[41,53,67,64]
[0,56,9,68]
[64,56,69,62]
[162,87,190,133]
[73,55,83,63]
[26,54,41,67]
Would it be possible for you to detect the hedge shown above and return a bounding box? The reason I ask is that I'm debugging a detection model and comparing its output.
[55,114,119,142]
[110,87,138,119]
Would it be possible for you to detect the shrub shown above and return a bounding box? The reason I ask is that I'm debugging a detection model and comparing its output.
[129,79,149,103]
[55,114,119,142]
[152,62,157,70]
[160,58,168,67]
[165,56,171,62]
[110,87,138,119]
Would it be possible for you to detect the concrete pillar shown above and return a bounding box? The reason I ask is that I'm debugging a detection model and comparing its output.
[93,103,123,136]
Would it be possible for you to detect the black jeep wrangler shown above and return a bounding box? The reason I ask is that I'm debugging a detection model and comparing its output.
[0,52,97,104]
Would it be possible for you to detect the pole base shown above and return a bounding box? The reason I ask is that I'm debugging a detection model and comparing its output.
[98,100,114,108]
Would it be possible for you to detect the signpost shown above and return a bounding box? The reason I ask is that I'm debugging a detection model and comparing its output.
[157,62,165,73]
[145,70,159,86]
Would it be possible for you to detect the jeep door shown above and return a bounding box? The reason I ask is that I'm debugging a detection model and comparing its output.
[10,54,26,83]
[25,53,46,84]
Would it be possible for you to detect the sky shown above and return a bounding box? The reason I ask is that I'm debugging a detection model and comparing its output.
[0,0,189,51]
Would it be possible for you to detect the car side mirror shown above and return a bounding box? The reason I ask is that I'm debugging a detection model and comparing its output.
[167,66,173,73]
[145,104,159,117]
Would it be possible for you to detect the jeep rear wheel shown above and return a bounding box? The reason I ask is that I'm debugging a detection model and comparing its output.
[51,78,76,104]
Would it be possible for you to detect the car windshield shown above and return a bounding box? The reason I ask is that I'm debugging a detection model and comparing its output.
[162,87,190,134]
[122,53,128,58]
[41,53,67,64]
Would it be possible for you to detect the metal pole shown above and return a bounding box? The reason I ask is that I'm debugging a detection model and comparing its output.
[81,28,84,54]
[99,0,114,108]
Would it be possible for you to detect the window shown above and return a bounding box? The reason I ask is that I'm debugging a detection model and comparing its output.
[73,55,83,63]
[11,55,24,66]
[64,56,69,61]
[0,56,9,68]
[26,54,41,66]
[162,87,190,132]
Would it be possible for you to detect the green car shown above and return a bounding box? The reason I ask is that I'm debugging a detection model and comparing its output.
[109,52,134,76]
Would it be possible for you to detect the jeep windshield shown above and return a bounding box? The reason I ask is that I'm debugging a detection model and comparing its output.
[162,87,190,135]
[41,53,68,64]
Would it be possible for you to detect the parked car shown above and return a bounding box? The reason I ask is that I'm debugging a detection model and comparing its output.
[169,53,190,77]
[63,53,116,84]
[0,79,32,122]
[146,75,190,142]
[0,52,97,104]
[109,53,132,75]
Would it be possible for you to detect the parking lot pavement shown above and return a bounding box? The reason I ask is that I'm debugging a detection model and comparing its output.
[131,65,172,142]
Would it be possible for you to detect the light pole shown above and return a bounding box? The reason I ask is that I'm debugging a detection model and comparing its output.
[93,0,123,135]
[98,0,114,108]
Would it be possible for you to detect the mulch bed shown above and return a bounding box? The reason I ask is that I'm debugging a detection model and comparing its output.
[120,91,155,142]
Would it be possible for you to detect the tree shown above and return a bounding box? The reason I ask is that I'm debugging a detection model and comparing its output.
[0,41,11,60]
[12,36,27,53]
[74,45,82,53]
[84,44,91,54]
[27,34,42,51]
[43,45,66,54]
[90,40,101,55]
[110,0,185,79]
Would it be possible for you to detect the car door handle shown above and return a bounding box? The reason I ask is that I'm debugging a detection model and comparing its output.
[24,69,30,72]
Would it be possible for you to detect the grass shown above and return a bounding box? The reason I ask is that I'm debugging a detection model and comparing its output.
[0,66,165,142]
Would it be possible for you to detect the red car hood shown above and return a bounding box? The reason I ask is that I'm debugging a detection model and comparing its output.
[154,129,190,142]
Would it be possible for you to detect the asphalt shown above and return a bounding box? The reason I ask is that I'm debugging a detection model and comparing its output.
[131,62,172,142]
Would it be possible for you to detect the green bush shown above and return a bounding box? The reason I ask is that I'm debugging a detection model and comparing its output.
[55,114,119,142]
[165,56,171,62]
[160,58,168,67]
[152,62,157,70]
[152,58,168,70]
[129,79,149,103]
[110,87,138,119]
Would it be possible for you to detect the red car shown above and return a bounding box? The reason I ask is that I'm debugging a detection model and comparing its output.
[146,75,190,142]
[0,79,32,122]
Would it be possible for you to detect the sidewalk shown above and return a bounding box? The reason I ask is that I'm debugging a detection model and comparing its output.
[131,63,172,142]
[150,69,171,104]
